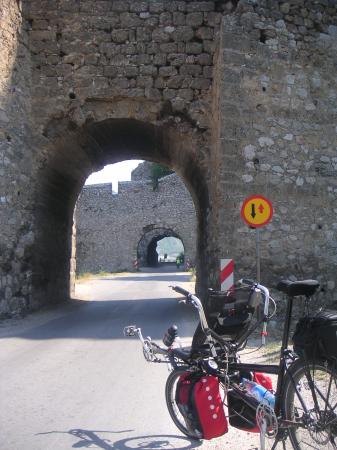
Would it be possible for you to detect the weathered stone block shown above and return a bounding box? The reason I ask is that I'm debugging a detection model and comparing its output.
[195,53,212,65]
[203,40,216,53]
[103,66,118,77]
[140,65,157,76]
[144,87,161,100]
[195,26,214,40]
[111,1,129,12]
[110,77,130,89]
[167,75,184,88]
[137,75,153,87]
[135,54,152,64]
[130,2,148,12]
[120,44,137,55]
[172,26,194,41]
[146,42,159,54]
[127,87,145,97]
[153,53,167,65]
[167,53,186,66]
[186,12,204,27]
[152,28,171,42]
[154,77,166,88]
[163,88,176,100]
[186,2,214,12]
[186,42,203,54]
[160,42,178,53]
[111,29,129,43]
[171,97,186,111]
[159,66,178,77]
[173,12,185,26]
[204,11,222,26]
[149,1,164,13]
[55,64,73,76]
[120,12,142,28]
[136,27,152,42]
[180,64,202,76]
[159,12,172,25]
[100,42,120,57]
[29,30,56,41]
[190,77,211,90]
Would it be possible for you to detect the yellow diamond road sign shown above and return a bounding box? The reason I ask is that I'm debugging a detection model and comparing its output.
[241,195,273,228]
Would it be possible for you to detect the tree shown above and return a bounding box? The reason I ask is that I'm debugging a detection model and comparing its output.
[150,163,174,189]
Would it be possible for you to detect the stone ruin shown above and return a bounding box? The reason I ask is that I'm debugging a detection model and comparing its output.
[1,0,337,316]
[75,162,197,273]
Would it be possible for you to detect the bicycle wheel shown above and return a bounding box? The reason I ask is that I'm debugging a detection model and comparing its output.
[165,368,202,440]
[283,358,337,449]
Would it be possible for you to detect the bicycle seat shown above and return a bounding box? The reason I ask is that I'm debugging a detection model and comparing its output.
[276,279,320,297]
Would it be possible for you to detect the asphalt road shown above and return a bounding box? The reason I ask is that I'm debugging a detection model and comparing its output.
[0,271,284,450]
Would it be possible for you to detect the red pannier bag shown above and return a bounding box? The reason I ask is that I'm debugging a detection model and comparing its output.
[253,372,273,392]
[176,373,202,437]
[192,375,228,439]
[176,373,228,440]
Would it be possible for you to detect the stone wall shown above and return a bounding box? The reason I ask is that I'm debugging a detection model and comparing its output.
[131,161,153,181]
[212,1,337,305]
[0,0,336,317]
[75,171,197,273]
[0,0,35,316]
[27,0,235,129]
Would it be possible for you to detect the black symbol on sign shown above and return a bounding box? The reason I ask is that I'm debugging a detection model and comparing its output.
[251,203,256,219]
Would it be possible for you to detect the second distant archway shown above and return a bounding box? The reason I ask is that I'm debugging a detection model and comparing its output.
[137,227,186,268]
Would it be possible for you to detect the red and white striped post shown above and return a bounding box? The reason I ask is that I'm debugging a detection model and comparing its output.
[220,259,234,292]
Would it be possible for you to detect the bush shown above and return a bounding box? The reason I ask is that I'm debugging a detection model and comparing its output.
[150,163,174,189]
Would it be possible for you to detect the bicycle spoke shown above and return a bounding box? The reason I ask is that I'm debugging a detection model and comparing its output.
[284,360,337,450]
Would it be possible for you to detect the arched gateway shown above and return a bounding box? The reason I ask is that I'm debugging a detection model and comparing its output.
[137,227,187,267]
[34,118,212,308]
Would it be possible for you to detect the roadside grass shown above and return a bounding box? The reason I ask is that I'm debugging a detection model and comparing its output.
[76,271,130,282]
[261,338,282,363]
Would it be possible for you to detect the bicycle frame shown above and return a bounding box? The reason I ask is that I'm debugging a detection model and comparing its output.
[125,279,335,449]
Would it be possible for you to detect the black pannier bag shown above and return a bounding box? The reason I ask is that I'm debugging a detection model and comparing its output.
[292,310,337,361]
[227,389,260,432]
[207,286,262,340]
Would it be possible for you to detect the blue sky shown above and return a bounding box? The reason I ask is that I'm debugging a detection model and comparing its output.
[85,160,144,191]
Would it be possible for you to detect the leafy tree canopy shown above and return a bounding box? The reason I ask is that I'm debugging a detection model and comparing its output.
[150,163,174,189]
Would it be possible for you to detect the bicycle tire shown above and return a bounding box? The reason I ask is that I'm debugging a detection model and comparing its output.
[283,358,337,449]
[165,368,202,440]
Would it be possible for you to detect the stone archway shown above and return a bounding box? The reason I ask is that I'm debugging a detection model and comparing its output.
[137,227,184,267]
[33,118,213,310]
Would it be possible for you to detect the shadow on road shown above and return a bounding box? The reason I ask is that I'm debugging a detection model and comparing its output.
[37,429,202,450]
[0,297,199,341]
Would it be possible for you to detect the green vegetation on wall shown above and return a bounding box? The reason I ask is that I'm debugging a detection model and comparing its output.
[150,163,174,189]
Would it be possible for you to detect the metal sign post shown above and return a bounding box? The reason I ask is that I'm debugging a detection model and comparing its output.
[256,228,261,283]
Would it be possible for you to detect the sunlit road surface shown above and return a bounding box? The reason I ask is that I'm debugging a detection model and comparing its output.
[0,270,289,450]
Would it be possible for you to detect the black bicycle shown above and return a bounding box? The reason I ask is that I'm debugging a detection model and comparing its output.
[124,279,337,450]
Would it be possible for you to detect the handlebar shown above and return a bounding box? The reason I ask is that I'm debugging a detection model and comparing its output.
[238,278,256,287]
[170,285,191,297]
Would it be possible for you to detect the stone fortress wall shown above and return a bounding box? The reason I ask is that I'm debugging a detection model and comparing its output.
[0,0,337,316]
[75,163,197,273]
